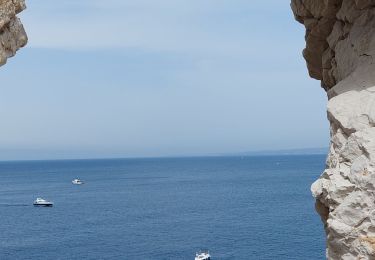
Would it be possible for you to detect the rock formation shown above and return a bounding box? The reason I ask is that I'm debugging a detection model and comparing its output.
[0,0,27,67]
[292,0,375,259]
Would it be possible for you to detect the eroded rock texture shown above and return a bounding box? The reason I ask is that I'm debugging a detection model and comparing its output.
[0,0,27,66]
[292,0,375,259]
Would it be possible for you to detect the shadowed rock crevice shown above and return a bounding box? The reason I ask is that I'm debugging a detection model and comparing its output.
[292,0,375,259]
[0,0,27,67]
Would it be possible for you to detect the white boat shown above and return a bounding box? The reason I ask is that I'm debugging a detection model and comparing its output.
[195,251,211,260]
[72,178,84,185]
[33,198,53,207]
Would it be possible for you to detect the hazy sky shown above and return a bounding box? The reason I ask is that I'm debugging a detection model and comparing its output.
[0,0,329,160]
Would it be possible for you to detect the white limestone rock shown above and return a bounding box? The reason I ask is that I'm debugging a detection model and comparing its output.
[292,0,375,258]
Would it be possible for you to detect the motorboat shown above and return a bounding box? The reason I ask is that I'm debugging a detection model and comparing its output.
[195,251,211,260]
[72,178,84,185]
[33,198,53,207]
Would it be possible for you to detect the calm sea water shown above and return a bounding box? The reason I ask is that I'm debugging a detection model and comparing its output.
[0,155,326,259]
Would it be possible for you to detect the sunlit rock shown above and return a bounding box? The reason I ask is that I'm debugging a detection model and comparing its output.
[292,0,375,258]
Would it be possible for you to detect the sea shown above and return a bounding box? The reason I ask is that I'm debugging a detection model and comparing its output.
[0,155,326,260]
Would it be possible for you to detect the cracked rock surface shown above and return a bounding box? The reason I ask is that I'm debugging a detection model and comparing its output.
[292,0,375,259]
[0,0,27,66]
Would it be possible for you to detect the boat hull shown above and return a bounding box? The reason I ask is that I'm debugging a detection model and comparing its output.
[72,180,84,185]
[33,203,53,207]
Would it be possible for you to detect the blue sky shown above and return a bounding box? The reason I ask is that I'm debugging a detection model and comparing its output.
[0,0,329,160]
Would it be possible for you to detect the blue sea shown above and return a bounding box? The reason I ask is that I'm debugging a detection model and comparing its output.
[0,155,326,259]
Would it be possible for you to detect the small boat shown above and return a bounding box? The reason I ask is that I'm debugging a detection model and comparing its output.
[195,251,211,260]
[72,178,84,185]
[33,198,53,207]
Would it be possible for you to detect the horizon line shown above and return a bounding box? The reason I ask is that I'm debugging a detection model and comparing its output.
[0,147,328,163]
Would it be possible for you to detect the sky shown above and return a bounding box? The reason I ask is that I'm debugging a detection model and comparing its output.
[0,0,329,160]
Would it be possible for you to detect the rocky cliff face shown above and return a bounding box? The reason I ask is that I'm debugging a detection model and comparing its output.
[292,0,375,259]
[0,0,27,66]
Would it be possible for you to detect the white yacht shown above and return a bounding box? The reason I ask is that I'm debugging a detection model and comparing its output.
[195,251,211,260]
[72,178,84,185]
[33,198,53,207]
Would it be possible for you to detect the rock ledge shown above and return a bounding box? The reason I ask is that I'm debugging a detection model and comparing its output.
[0,0,27,67]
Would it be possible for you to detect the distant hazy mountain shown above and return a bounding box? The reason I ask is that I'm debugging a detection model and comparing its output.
[233,147,328,156]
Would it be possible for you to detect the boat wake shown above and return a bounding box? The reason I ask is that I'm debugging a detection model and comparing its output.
[0,203,29,207]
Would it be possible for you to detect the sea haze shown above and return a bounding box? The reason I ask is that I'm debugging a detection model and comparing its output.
[0,155,326,259]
